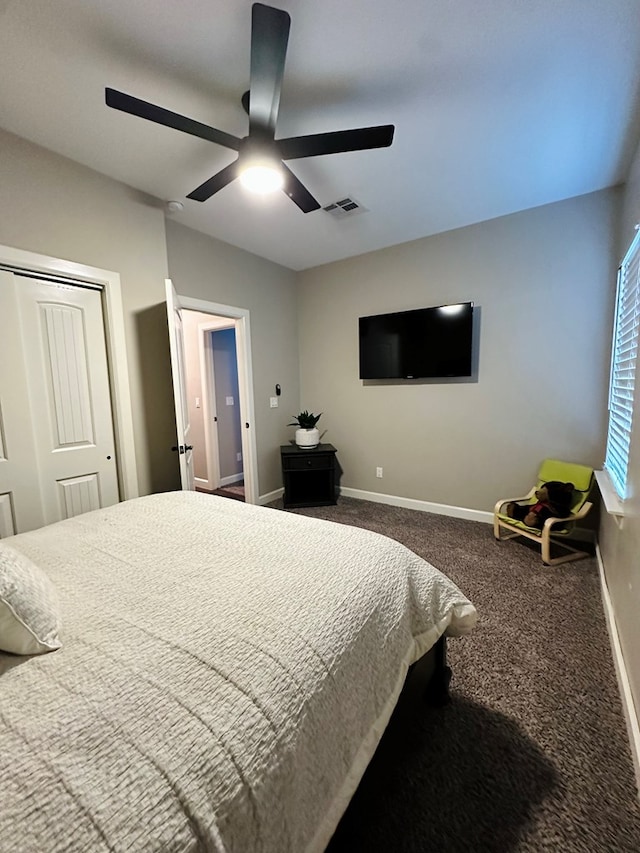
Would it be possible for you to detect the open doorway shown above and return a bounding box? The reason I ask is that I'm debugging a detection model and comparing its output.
[165,282,258,504]
[182,310,245,502]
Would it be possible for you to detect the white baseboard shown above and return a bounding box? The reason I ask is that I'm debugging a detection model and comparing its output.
[196,474,243,490]
[259,487,284,506]
[220,472,244,487]
[255,483,489,520]
[338,486,595,543]
[596,544,640,798]
[338,486,493,524]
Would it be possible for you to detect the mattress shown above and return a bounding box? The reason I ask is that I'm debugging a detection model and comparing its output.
[0,491,477,852]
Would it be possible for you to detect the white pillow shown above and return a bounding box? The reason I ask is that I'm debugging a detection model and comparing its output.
[0,542,62,655]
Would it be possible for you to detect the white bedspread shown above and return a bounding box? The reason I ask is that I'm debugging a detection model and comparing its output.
[0,492,476,852]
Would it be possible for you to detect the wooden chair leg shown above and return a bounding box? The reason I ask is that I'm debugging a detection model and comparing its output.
[494,518,520,543]
[497,519,590,566]
[542,540,590,566]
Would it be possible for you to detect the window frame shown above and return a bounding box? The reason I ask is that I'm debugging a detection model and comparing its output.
[603,228,640,505]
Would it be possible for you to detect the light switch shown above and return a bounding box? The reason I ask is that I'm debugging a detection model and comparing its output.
[270,397,278,408]
[225,396,234,406]
[195,397,201,408]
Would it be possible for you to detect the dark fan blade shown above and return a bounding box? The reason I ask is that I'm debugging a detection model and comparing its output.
[281,164,321,213]
[105,88,241,151]
[249,3,290,138]
[278,125,395,160]
[187,160,240,202]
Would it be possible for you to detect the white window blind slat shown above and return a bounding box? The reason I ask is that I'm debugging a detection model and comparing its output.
[604,229,640,500]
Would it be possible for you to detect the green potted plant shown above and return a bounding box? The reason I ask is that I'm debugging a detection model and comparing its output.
[288,410,322,448]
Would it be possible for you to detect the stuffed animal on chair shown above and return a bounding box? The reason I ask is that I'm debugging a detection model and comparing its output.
[507,480,575,529]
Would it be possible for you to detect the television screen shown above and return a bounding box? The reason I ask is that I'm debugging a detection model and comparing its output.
[359,302,474,379]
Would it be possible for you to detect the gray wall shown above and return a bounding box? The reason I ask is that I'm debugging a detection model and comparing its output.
[297,189,618,510]
[165,220,300,495]
[0,128,176,496]
[0,129,300,499]
[600,136,640,733]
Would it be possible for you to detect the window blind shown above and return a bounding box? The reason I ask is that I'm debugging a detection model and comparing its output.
[605,229,640,499]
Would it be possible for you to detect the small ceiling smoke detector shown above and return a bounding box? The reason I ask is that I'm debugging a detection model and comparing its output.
[166,200,184,214]
[323,196,367,218]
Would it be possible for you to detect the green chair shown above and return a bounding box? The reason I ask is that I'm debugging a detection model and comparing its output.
[493,459,595,566]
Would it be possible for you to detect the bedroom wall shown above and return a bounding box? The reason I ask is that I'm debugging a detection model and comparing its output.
[599,135,640,738]
[165,220,300,496]
[297,188,619,511]
[0,128,300,501]
[0,128,176,497]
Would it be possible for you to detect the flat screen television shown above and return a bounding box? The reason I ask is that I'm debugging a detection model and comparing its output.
[359,301,474,379]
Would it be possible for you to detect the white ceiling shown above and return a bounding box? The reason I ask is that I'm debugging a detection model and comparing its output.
[1,0,639,271]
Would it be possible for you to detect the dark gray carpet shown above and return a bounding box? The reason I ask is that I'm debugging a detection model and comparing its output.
[212,485,245,501]
[266,496,640,852]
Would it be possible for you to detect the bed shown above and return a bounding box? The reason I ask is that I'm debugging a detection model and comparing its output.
[0,491,477,852]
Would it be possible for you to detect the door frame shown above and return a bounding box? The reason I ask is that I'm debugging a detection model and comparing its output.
[0,244,139,501]
[169,287,258,505]
[199,318,236,492]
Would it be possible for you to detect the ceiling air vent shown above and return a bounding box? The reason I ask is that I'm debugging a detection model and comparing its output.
[323,197,367,218]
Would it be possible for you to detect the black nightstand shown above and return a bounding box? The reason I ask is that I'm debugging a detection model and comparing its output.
[280,443,338,508]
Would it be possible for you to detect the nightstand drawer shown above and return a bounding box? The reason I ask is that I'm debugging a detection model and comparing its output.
[283,454,333,471]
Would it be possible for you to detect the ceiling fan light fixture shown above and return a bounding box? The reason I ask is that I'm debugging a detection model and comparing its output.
[239,161,284,194]
[105,4,394,212]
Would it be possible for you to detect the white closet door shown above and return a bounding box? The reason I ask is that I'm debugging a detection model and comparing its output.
[0,271,44,535]
[7,273,120,528]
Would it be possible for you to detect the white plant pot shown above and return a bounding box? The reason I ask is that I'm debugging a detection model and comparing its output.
[295,427,320,448]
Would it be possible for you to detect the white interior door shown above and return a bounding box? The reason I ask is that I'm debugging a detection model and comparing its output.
[166,279,195,490]
[0,271,120,533]
[0,271,44,535]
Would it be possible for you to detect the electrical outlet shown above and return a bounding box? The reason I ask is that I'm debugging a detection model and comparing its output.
[237,452,242,462]
[225,396,234,406]
[270,396,278,408]
[195,396,201,408]
[376,467,383,478]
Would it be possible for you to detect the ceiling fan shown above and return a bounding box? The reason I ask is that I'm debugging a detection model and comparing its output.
[105,2,394,213]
